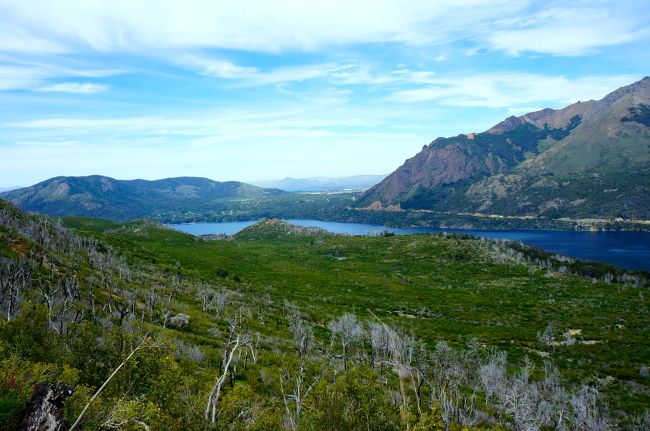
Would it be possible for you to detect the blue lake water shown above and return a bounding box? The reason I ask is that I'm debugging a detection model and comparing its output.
[169,219,650,271]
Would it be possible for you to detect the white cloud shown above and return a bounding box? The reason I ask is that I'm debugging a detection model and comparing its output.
[488,25,642,57]
[180,55,258,79]
[37,82,108,93]
[0,65,47,90]
[179,55,394,86]
[486,6,650,56]
[177,55,442,88]
[0,62,122,91]
[0,102,430,185]
[0,27,67,54]
[0,132,421,185]
[0,1,645,58]
[0,1,490,52]
[1,1,648,186]
[6,111,386,134]
[389,73,642,108]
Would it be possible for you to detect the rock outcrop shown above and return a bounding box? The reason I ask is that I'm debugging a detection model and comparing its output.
[20,383,73,431]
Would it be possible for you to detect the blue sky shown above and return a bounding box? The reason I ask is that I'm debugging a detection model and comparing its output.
[1,0,649,187]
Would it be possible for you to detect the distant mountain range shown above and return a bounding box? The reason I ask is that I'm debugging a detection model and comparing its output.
[252,175,386,192]
[3,77,650,228]
[0,176,287,221]
[357,76,650,221]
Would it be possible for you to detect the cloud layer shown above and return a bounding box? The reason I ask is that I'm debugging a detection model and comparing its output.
[0,0,648,185]
[37,82,109,94]
[1,1,648,55]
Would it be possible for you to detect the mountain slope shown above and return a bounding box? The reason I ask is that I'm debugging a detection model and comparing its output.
[2,199,649,428]
[521,77,650,175]
[357,76,650,220]
[1,175,288,221]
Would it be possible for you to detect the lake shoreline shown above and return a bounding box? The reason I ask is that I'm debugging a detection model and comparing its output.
[169,219,650,272]
[164,211,650,233]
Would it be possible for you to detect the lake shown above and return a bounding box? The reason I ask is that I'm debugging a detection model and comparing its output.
[169,219,650,271]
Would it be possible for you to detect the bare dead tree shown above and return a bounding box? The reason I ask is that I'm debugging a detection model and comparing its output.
[537,322,555,346]
[196,284,229,317]
[280,314,320,430]
[49,275,83,334]
[328,312,363,371]
[438,386,481,428]
[403,335,429,418]
[69,334,158,431]
[160,308,173,328]
[99,397,152,431]
[479,349,507,405]
[501,359,541,431]
[569,385,612,431]
[86,276,98,319]
[205,314,256,424]
[367,311,419,427]
[38,273,60,330]
[197,285,213,311]
[369,321,392,370]
[533,361,569,429]
[89,250,111,285]
[116,261,131,282]
[112,294,132,328]
[166,276,181,302]
[149,285,159,312]
[0,257,33,321]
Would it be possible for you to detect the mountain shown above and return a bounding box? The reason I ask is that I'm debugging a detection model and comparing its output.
[0,186,21,193]
[252,174,386,192]
[357,77,650,220]
[1,175,288,221]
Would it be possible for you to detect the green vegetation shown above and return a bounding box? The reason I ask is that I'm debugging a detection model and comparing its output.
[160,192,358,224]
[1,201,649,430]
[622,103,650,127]
[0,174,364,224]
[386,168,650,222]
[0,175,289,222]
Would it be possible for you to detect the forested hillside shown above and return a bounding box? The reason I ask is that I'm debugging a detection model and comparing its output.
[1,200,649,430]
[0,176,288,222]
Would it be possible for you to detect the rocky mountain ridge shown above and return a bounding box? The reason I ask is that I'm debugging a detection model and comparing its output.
[356,76,650,220]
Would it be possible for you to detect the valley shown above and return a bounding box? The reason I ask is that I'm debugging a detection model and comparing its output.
[1,201,649,430]
[2,3,650,430]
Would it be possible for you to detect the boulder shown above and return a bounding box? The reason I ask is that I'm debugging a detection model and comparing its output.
[21,382,73,431]
[169,313,190,328]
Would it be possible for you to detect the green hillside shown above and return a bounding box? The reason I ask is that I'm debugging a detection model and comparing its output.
[0,175,289,222]
[1,200,649,429]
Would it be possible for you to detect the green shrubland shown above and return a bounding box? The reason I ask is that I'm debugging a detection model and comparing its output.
[0,201,648,430]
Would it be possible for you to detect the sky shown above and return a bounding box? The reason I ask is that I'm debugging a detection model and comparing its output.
[1,0,649,187]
